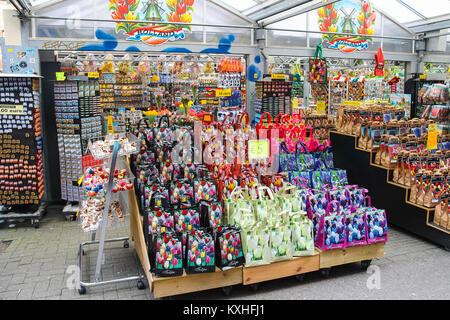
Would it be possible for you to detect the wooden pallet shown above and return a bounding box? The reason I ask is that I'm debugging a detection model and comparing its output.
[242,252,319,285]
[318,242,385,268]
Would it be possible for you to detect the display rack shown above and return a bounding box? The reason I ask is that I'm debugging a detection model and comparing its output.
[0,74,46,228]
[77,140,146,295]
[330,131,450,249]
[125,161,385,298]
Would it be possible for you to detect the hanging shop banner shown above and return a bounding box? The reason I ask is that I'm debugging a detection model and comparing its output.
[109,0,195,46]
[317,0,376,53]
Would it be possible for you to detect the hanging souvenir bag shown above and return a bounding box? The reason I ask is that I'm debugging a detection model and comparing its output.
[309,43,327,84]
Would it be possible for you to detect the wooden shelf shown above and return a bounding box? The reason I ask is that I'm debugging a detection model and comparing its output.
[387,180,411,190]
[242,251,319,285]
[426,221,450,235]
[318,242,385,268]
[405,199,435,212]
[152,266,243,298]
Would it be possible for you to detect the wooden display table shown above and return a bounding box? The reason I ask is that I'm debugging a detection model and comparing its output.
[242,252,319,285]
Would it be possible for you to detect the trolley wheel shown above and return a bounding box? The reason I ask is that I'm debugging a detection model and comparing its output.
[78,286,86,295]
[295,274,305,282]
[123,240,129,248]
[443,245,450,252]
[320,268,331,278]
[249,283,259,292]
[221,285,232,296]
[361,259,372,270]
[137,280,146,290]
[33,220,40,229]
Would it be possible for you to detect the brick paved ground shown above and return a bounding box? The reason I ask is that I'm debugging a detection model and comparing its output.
[0,205,449,300]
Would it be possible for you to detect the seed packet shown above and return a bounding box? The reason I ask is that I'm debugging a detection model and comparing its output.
[311,170,331,190]
[200,201,223,229]
[269,226,293,262]
[291,217,315,256]
[173,207,200,233]
[194,180,218,203]
[215,226,245,269]
[242,225,271,267]
[185,229,215,274]
[345,210,367,247]
[170,181,194,205]
[296,153,315,171]
[366,209,388,244]
[151,231,183,277]
[148,207,174,235]
[330,169,348,188]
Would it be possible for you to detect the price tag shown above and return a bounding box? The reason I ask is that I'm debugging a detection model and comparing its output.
[427,124,437,150]
[88,72,99,78]
[0,104,23,115]
[56,72,66,81]
[216,89,232,97]
[106,115,114,135]
[419,74,427,80]
[248,140,269,160]
[317,101,326,114]
[254,73,258,80]
[271,74,285,80]
[200,100,207,105]
[292,98,299,109]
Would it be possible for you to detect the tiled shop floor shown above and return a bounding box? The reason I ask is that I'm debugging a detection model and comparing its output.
[0,206,449,300]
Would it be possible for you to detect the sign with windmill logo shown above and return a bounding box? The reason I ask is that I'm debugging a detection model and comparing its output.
[109,0,195,45]
[317,0,376,53]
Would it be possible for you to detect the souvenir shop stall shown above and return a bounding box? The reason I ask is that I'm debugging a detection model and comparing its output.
[332,102,450,249]
[47,52,247,219]
[119,108,387,298]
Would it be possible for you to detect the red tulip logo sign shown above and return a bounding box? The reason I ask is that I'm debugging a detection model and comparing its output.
[317,0,376,53]
[109,0,195,45]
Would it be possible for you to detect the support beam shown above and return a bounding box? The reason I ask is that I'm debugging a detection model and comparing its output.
[209,0,257,25]
[260,0,341,27]
[248,0,311,21]
[409,19,450,34]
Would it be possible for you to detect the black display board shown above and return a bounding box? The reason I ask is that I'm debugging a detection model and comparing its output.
[331,131,450,249]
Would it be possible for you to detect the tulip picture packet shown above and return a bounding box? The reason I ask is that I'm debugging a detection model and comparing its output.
[152,232,183,277]
[194,180,218,203]
[199,201,223,229]
[185,229,216,274]
[173,207,200,233]
[215,226,245,269]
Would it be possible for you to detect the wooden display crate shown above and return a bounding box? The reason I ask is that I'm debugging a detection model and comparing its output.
[152,267,243,298]
[242,252,320,285]
[318,242,385,268]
